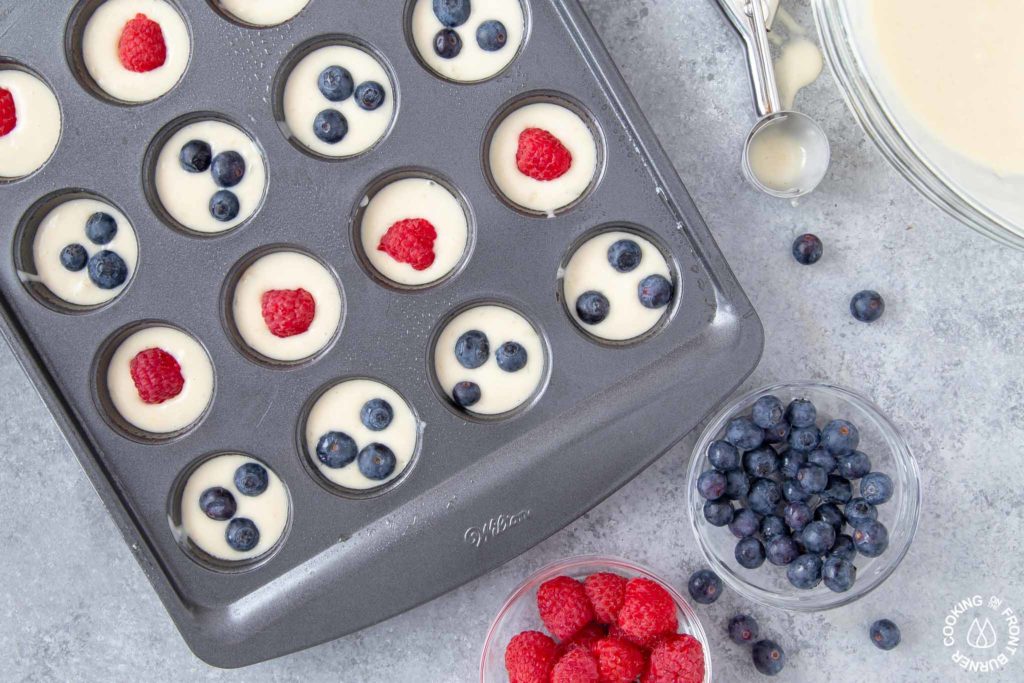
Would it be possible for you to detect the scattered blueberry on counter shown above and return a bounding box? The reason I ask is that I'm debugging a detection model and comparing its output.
[687,568,722,605]
[791,233,823,265]
[697,394,895,593]
[850,289,885,323]
[752,639,786,676]
[728,614,760,645]
[869,619,901,650]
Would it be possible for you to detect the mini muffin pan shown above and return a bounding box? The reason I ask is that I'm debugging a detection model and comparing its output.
[0,0,762,668]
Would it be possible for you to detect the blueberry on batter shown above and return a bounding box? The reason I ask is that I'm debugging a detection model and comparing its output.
[576,291,610,325]
[179,139,212,173]
[607,239,642,273]
[495,341,528,372]
[318,65,354,102]
[60,244,88,272]
[85,212,118,245]
[226,517,260,552]
[211,151,246,188]
[476,20,508,51]
[316,431,358,469]
[355,81,386,111]
[433,0,471,27]
[638,274,673,309]
[361,398,394,431]
[434,28,463,59]
[455,330,489,369]
[234,462,269,496]
[200,487,237,521]
[210,190,240,222]
[87,250,128,289]
[314,109,348,144]
[452,381,481,407]
[358,443,397,480]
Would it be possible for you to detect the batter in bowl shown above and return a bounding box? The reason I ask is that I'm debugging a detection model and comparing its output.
[282,42,395,158]
[216,0,310,26]
[305,378,420,490]
[433,304,546,416]
[31,197,139,307]
[0,67,61,180]
[177,453,289,563]
[488,101,599,215]
[81,0,190,103]
[358,176,470,287]
[153,118,267,233]
[562,230,675,342]
[410,0,526,82]
[231,250,342,363]
[106,325,214,435]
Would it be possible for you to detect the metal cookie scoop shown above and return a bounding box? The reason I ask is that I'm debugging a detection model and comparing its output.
[723,0,831,198]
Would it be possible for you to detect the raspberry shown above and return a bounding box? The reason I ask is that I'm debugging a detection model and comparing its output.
[584,572,628,625]
[0,88,16,137]
[261,288,316,338]
[118,14,167,73]
[129,348,184,404]
[591,637,647,683]
[617,578,678,645]
[377,218,437,271]
[551,647,600,683]
[505,630,558,683]
[537,576,595,641]
[558,622,608,657]
[516,127,573,181]
[646,634,705,683]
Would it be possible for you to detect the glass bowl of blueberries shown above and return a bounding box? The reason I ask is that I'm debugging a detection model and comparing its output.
[686,381,921,611]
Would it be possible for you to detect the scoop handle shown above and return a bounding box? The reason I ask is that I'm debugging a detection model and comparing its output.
[744,0,781,117]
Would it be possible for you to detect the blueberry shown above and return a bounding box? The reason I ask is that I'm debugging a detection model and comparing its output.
[432,0,471,27]
[234,462,269,496]
[355,81,386,110]
[779,450,806,479]
[787,553,823,589]
[762,420,790,445]
[869,619,901,650]
[752,395,784,428]
[211,151,246,188]
[728,614,760,645]
[851,290,885,323]
[703,499,734,527]
[785,398,817,428]
[455,330,489,368]
[792,233,823,265]
[313,109,349,144]
[607,239,642,272]
[317,65,354,102]
[821,419,860,456]
[781,478,810,503]
[360,398,394,431]
[726,416,765,450]
[179,139,212,173]
[837,451,872,479]
[697,470,728,500]
[852,519,889,557]
[748,478,782,515]
[784,501,813,532]
[87,250,128,289]
[495,341,528,372]
[815,503,845,530]
[357,443,397,480]
[59,244,88,272]
[823,556,856,592]
[85,212,118,245]
[199,486,236,521]
[766,535,800,566]
[728,508,761,539]
[434,27,462,60]
[789,425,821,452]
[861,472,894,505]
[760,514,786,539]
[452,381,481,407]
[209,190,240,222]
[743,446,778,478]
[819,475,853,504]
[708,439,740,471]
[735,537,766,569]
[801,520,836,554]
[638,274,673,308]
[807,448,837,473]
[225,517,260,552]
[752,640,786,676]
[845,498,877,525]
[316,431,358,469]
[576,291,610,325]
[687,569,722,605]
[830,533,856,561]
[724,469,750,500]
[796,464,828,493]
[476,19,508,51]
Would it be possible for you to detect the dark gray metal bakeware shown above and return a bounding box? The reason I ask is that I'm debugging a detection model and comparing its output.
[0,0,763,668]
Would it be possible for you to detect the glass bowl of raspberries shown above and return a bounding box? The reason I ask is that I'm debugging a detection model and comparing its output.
[687,381,921,611]
[480,555,712,682]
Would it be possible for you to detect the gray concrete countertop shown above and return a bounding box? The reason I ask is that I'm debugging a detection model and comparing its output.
[2,1,1022,681]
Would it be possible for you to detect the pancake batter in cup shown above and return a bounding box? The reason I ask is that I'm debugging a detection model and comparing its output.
[0,68,61,180]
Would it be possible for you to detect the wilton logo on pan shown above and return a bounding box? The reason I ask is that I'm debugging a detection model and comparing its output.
[942,594,1019,674]
[464,510,531,548]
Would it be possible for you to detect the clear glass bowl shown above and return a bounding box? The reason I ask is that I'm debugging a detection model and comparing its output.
[687,381,921,612]
[813,0,1024,250]
[480,555,712,682]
